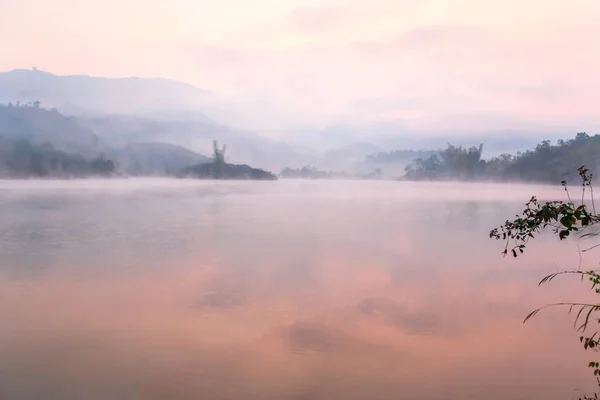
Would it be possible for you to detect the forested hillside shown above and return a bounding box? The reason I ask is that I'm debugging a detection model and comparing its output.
[0,104,212,177]
[0,68,215,115]
[112,142,210,176]
[404,132,600,183]
[0,138,115,178]
[0,103,106,156]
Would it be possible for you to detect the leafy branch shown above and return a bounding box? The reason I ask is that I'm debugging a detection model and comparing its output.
[490,166,600,397]
[490,167,600,257]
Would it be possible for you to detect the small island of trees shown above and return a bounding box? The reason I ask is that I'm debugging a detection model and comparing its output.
[179,140,277,180]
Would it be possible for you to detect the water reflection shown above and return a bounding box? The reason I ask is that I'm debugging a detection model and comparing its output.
[0,179,596,399]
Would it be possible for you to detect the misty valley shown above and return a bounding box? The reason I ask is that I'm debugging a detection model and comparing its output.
[0,100,598,184]
[2,69,599,185]
[1,67,600,400]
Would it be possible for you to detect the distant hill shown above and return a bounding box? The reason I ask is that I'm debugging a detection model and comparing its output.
[0,104,215,176]
[0,137,115,178]
[112,142,210,176]
[323,142,383,166]
[0,68,362,171]
[0,68,216,116]
[0,103,107,156]
[77,113,245,147]
[8,68,559,175]
[76,113,311,172]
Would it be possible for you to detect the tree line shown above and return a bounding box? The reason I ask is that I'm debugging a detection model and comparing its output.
[404,132,599,183]
[280,166,348,179]
[0,138,115,178]
[366,149,437,164]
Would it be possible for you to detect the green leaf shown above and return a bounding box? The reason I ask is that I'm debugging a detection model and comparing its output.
[560,216,573,228]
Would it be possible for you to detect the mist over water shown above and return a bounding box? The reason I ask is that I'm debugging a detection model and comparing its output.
[0,179,596,399]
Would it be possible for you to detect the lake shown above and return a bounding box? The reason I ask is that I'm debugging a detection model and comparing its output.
[0,179,597,399]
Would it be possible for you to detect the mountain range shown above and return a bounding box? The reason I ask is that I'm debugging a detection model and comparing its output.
[0,68,564,176]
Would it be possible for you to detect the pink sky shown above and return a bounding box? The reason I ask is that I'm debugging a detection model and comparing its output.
[1,0,599,131]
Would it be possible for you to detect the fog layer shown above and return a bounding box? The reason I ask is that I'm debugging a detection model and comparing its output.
[0,179,596,399]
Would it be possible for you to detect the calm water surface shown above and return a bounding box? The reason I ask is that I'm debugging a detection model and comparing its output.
[0,179,596,399]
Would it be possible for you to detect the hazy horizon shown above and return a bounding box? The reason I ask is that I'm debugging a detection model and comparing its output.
[2,0,599,134]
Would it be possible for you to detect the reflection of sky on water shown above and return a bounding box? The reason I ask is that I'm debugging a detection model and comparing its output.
[0,179,596,399]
